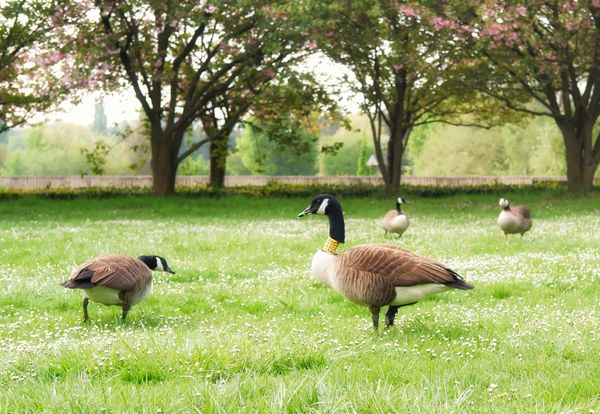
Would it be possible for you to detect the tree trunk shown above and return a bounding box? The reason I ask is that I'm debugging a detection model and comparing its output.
[150,127,178,196]
[562,126,598,193]
[381,124,408,198]
[209,134,228,188]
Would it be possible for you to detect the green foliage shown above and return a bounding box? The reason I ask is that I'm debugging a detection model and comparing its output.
[177,156,209,176]
[236,119,318,175]
[80,141,111,175]
[356,135,371,176]
[412,116,565,176]
[319,114,374,176]
[0,123,145,176]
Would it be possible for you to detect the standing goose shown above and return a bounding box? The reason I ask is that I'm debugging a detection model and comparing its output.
[298,194,473,329]
[497,198,532,237]
[380,197,409,238]
[62,254,175,321]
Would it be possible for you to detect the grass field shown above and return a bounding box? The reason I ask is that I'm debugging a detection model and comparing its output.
[0,191,599,413]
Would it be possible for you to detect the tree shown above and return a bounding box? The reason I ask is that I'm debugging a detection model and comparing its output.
[312,1,499,196]
[454,0,600,192]
[200,69,337,188]
[0,0,68,132]
[356,135,370,176]
[236,117,318,175]
[68,1,318,195]
[92,98,107,134]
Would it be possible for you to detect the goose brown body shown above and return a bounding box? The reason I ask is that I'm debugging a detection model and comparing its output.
[333,244,472,307]
[497,199,532,236]
[380,210,409,237]
[299,193,473,329]
[62,254,173,321]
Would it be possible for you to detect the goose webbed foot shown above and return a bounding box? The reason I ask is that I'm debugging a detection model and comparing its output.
[368,304,381,329]
[82,297,90,322]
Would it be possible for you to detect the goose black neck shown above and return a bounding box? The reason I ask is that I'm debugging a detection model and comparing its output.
[396,201,402,213]
[326,203,345,243]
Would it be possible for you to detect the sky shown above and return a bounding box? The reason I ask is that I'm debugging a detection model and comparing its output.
[45,53,359,128]
[49,92,140,127]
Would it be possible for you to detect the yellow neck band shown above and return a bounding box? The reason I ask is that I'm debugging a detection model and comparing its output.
[322,236,340,254]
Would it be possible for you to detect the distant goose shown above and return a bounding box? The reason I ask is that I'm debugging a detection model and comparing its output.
[62,255,175,321]
[497,198,532,237]
[298,194,473,329]
[380,197,409,238]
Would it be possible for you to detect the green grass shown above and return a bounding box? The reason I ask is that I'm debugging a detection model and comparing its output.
[0,191,599,413]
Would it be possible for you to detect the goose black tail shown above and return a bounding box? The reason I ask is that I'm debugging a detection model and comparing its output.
[61,279,95,289]
[444,268,474,290]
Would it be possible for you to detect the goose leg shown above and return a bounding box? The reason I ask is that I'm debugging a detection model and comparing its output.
[385,302,417,328]
[82,297,90,322]
[385,306,399,327]
[121,303,131,321]
[368,304,381,329]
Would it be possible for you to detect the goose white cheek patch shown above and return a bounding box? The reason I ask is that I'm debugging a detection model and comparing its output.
[317,198,329,215]
[155,257,163,271]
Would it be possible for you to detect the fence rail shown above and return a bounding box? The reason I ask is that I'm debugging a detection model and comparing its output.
[0,175,595,190]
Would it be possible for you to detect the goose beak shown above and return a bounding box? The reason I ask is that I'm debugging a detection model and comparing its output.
[165,267,176,274]
[297,206,312,218]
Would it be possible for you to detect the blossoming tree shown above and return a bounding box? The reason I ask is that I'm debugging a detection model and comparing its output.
[0,0,68,132]
[457,0,600,192]
[68,0,317,195]
[311,0,498,197]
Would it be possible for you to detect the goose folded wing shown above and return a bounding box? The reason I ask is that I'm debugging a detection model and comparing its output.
[341,244,460,287]
[73,256,150,290]
[513,206,531,219]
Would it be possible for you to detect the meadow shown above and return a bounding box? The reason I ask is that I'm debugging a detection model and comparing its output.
[0,190,599,413]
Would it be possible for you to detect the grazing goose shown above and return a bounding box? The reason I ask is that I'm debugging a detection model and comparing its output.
[298,194,473,329]
[380,197,409,238]
[62,255,175,321]
[497,198,532,237]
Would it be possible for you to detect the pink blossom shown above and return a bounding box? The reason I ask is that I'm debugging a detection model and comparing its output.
[204,5,216,14]
[154,58,163,68]
[392,63,404,71]
[430,15,454,31]
[515,6,527,16]
[304,39,317,50]
[562,3,574,12]
[399,6,418,18]
[592,0,600,8]
[169,21,178,28]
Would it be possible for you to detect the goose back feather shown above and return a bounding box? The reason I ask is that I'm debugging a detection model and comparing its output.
[334,244,472,306]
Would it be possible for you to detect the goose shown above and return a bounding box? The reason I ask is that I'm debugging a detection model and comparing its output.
[298,194,473,329]
[62,254,175,321]
[497,198,532,237]
[380,197,409,238]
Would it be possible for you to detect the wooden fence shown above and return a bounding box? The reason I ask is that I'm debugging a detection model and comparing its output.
[0,175,594,190]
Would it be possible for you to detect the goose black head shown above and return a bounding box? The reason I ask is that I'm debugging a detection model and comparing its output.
[298,193,339,217]
[138,255,176,274]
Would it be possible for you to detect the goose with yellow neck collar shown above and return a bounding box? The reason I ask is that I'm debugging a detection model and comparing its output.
[298,194,474,329]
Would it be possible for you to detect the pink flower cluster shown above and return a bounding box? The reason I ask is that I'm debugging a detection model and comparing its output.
[429,15,455,31]
[398,6,419,18]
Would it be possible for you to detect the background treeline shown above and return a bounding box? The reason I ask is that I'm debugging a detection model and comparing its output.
[0,110,564,177]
